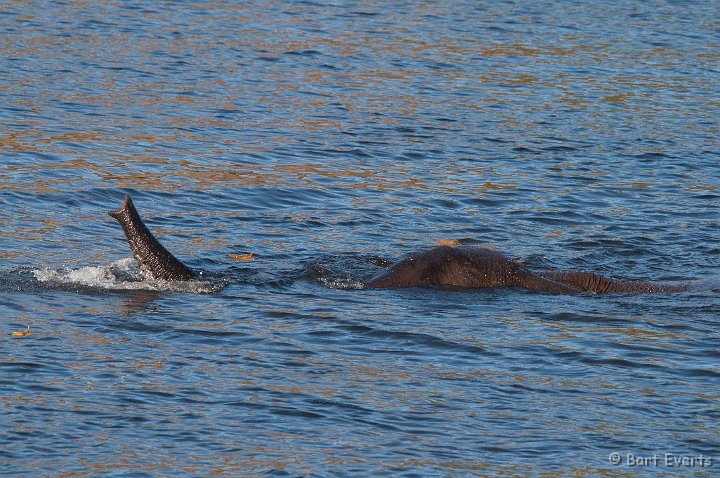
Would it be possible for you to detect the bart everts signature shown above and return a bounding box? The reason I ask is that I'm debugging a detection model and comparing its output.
[608,452,713,468]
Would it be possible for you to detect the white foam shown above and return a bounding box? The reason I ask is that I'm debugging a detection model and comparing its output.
[33,258,223,294]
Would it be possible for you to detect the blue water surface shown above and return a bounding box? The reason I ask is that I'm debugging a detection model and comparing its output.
[1,1,719,476]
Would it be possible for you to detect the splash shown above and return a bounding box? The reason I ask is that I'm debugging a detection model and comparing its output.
[318,276,366,290]
[33,258,224,294]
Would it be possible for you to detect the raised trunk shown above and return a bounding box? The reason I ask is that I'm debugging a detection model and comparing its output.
[108,195,196,281]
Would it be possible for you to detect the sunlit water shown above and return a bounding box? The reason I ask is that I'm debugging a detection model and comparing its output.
[2,1,719,476]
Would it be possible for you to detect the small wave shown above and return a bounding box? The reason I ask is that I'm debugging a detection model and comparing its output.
[694,277,720,292]
[32,258,224,294]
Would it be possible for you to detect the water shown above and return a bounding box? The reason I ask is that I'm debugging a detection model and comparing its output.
[1,1,719,476]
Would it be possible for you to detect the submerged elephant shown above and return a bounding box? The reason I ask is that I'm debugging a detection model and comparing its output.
[109,195,688,294]
[363,245,687,293]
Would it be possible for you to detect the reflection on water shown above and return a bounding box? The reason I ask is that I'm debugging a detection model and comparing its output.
[1,0,719,476]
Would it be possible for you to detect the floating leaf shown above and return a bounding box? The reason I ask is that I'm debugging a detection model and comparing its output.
[436,239,461,246]
[229,252,255,261]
